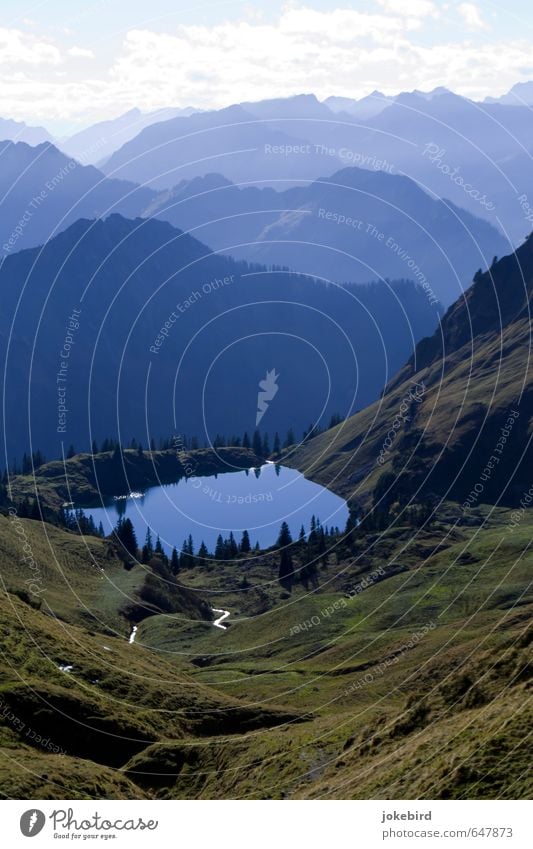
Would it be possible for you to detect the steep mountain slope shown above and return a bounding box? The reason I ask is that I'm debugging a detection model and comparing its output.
[288,236,533,509]
[0,515,303,798]
[0,214,438,464]
[2,484,531,799]
[101,104,336,190]
[0,141,156,256]
[2,237,532,800]
[144,167,507,306]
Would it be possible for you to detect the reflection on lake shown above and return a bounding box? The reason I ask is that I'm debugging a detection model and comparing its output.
[79,463,349,552]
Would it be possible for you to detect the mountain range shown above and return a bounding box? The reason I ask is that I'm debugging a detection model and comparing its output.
[96,90,533,243]
[144,167,506,306]
[1,231,531,801]
[0,139,506,308]
[0,214,439,464]
[0,140,155,256]
[56,106,198,165]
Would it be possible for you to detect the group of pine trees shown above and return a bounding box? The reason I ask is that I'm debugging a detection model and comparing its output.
[3,411,347,479]
[108,512,342,594]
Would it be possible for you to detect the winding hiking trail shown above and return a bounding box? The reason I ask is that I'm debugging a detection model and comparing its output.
[212,608,230,629]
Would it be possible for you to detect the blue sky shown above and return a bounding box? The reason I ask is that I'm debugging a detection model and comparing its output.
[2,0,533,133]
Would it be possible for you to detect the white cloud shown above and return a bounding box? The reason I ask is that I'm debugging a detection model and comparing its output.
[378,0,437,18]
[457,3,489,31]
[0,6,528,126]
[67,46,95,59]
[0,27,61,65]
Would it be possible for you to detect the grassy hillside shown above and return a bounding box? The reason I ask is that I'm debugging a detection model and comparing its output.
[286,238,533,510]
[0,502,531,799]
[2,242,532,799]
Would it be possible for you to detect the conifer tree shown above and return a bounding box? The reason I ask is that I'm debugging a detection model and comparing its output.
[240,530,251,553]
[142,528,154,563]
[114,517,138,558]
[252,429,263,457]
[277,521,294,592]
[215,534,225,560]
[284,428,295,448]
[228,532,238,558]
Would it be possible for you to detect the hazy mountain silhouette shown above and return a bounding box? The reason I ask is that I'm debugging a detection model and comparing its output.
[143,167,508,306]
[99,92,533,241]
[484,80,533,106]
[101,104,342,189]
[58,106,198,165]
[0,140,155,255]
[0,215,439,464]
[0,116,53,146]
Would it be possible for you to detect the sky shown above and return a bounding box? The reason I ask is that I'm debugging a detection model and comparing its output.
[2,0,533,134]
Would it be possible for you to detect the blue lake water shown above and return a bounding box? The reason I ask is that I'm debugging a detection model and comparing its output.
[81,463,348,553]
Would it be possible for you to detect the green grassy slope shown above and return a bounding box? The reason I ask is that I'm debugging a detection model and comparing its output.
[1,503,530,799]
[2,243,533,799]
[287,240,533,510]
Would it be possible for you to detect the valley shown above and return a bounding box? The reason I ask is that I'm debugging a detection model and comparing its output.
[1,46,533,810]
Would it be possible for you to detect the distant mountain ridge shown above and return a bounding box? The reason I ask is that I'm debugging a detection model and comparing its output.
[57,106,198,165]
[0,116,52,146]
[0,139,505,307]
[143,166,508,306]
[99,90,533,242]
[0,140,155,255]
[0,214,439,464]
